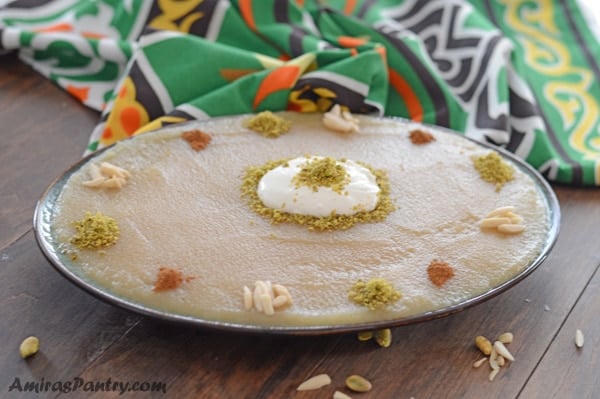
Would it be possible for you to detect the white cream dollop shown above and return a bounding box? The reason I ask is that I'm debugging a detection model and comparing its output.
[257,156,380,217]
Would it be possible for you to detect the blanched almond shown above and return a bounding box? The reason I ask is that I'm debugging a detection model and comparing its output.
[333,391,353,399]
[493,341,515,361]
[297,374,331,391]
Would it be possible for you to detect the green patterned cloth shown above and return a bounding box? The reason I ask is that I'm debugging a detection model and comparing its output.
[2,0,600,185]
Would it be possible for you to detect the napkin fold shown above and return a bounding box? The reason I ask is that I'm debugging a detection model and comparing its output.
[2,0,600,185]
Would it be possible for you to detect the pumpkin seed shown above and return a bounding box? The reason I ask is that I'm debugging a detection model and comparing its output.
[345,375,372,393]
[19,336,39,359]
[475,335,492,355]
[357,331,373,341]
[375,329,392,348]
[497,332,513,344]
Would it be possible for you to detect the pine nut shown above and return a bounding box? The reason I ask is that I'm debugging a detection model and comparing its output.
[273,284,292,302]
[575,329,584,348]
[497,223,525,234]
[486,206,515,217]
[507,213,524,224]
[479,217,511,228]
[81,177,106,187]
[259,294,274,315]
[243,286,253,310]
[245,281,292,314]
[272,295,289,309]
[89,163,102,179]
[100,162,131,178]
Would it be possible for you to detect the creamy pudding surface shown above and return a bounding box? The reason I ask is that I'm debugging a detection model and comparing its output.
[50,112,552,327]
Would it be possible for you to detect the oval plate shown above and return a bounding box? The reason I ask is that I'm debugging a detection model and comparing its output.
[33,116,560,335]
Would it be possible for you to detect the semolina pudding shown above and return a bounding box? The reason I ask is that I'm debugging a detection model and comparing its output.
[47,112,555,328]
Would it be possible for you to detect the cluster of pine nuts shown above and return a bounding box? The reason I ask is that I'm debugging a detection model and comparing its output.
[479,206,525,234]
[473,332,515,381]
[243,281,292,315]
[322,104,360,133]
[82,162,131,189]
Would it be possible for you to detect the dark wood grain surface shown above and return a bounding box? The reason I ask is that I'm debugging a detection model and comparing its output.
[2,52,600,399]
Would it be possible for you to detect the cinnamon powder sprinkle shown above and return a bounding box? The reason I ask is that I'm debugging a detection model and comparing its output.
[153,267,193,292]
[409,129,435,145]
[182,129,212,151]
[427,259,455,287]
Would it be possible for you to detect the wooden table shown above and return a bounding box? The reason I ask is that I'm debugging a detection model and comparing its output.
[2,52,599,399]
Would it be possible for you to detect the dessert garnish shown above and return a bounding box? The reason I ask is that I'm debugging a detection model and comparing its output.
[152,267,194,292]
[427,259,455,287]
[322,104,359,133]
[182,129,211,151]
[241,156,395,230]
[70,211,120,249]
[244,111,291,137]
[243,281,292,315]
[409,129,435,144]
[472,152,514,191]
[348,278,401,310]
[82,162,130,189]
[479,206,525,234]
[292,156,350,193]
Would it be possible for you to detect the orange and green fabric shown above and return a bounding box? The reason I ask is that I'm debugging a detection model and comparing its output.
[1,0,600,185]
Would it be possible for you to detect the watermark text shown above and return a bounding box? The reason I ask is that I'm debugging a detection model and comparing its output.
[8,377,167,395]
